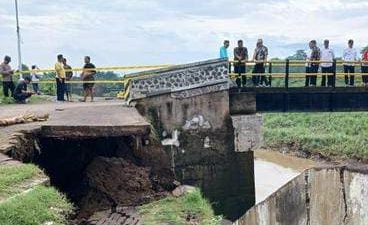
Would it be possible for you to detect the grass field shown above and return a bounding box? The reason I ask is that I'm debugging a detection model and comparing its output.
[0,186,74,225]
[263,112,368,160]
[0,164,74,225]
[0,164,43,199]
[0,94,52,105]
[139,189,221,225]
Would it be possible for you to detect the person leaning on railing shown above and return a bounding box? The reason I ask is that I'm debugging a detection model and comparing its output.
[320,39,335,87]
[252,39,269,87]
[233,40,248,87]
[305,40,320,87]
[343,39,358,87]
[362,48,368,87]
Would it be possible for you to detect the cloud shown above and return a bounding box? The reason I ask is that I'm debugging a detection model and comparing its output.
[0,0,367,69]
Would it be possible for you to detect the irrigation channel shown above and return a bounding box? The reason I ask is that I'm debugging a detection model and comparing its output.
[254,150,317,203]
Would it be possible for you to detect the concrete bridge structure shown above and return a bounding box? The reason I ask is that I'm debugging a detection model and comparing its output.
[125,58,368,223]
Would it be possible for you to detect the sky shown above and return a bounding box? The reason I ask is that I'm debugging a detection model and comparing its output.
[0,0,368,69]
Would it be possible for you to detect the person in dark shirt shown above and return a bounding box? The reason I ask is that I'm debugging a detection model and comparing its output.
[234,40,248,87]
[81,56,96,102]
[305,40,321,87]
[13,76,33,103]
[63,58,73,102]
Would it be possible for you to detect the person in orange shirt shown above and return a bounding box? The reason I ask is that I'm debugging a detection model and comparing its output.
[362,48,368,86]
[55,54,66,102]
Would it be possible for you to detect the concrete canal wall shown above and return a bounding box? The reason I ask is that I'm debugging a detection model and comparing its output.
[235,165,368,225]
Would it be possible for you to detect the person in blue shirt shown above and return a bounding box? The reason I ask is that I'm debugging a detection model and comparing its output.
[220,40,230,59]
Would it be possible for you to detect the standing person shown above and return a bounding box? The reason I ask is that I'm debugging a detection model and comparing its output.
[220,40,230,59]
[13,76,34,104]
[63,58,73,102]
[31,65,41,95]
[0,56,15,98]
[252,39,269,87]
[320,40,335,87]
[305,40,320,87]
[81,56,96,102]
[362,48,368,86]
[234,40,248,87]
[55,54,66,102]
[343,39,358,86]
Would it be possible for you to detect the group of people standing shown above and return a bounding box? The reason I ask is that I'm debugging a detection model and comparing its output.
[304,39,366,87]
[220,39,368,88]
[54,54,96,102]
[0,54,97,104]
[220,39,269,87]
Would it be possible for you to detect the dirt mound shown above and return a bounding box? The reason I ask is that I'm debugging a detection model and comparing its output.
[77,156,174,218]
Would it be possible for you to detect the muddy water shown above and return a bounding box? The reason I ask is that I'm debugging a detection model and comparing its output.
[254,150,317,203]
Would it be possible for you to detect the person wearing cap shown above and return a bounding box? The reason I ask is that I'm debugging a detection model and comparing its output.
[362,47,368,86]
[320,40,335,87]
[13,76,34,104]
[55,54,66,101]
[343,39,358,86]
[252,39,269,87]
[0,56,15,97]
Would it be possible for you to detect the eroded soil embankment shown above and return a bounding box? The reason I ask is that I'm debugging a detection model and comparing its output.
[8,132,177,223]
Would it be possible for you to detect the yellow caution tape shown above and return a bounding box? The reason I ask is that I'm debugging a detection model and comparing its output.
[13,64,174,76]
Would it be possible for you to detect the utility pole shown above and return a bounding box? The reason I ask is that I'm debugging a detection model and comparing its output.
[15,0,22,75]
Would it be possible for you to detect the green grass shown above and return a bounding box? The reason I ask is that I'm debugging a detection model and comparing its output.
[263,112,368,160]
[0,164,74,225]
[0,95,51,105]
[0,164,43,199]
[0,186,74,225]
[139,189,221,225]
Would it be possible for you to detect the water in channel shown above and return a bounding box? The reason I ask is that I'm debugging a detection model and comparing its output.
[254,150,317,203]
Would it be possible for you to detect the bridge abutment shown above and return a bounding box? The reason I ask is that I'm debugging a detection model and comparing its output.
[128,59,264,220]
[133,90,255,220]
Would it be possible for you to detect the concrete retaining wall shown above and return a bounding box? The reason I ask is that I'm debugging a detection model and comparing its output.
[235,166,368,225]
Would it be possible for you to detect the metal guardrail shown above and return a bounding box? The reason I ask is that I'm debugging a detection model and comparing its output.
[1,60,368,100]
[228,59,368,89]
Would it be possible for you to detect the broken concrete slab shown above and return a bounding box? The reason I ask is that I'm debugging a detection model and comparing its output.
[41,105,150,138]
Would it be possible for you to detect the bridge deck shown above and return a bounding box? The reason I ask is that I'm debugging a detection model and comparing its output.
[230,87,368,113]
[0,101,150,139]
[42,104,150,138]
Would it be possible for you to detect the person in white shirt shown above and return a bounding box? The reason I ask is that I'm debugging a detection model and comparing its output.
[31,65,41,95]
[320,40,335,87]
[343,39,358,86]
